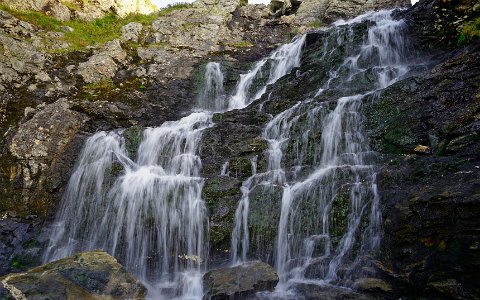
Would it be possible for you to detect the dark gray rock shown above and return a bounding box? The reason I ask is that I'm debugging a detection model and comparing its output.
[354,278,392,293]
[363,34,480,300]
[203,261,279,300]
[0,216,44,275]
[292,283,374,300]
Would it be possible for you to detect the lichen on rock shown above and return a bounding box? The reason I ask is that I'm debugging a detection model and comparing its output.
[0,250,147,299]
[1,0,157,22]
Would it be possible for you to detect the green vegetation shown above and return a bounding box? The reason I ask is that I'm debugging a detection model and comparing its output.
[59,0,82,11]
[457,17,480,46]
[11,254,37,270]
[0,3,192,52]
[80,78,115,100]
[80,77,147,101]
[307,20,322,28]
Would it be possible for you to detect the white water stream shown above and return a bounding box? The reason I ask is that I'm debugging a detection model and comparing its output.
[230,10,413,297]
[44,9,413,299]
[43,36,306,299]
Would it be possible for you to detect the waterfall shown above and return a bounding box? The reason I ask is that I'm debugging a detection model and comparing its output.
[43,8,413,298]
[230,9,414,294]
[44,112,213,297]
[229,35,306,110]
[43,34,306,299]
[197,62,226,111]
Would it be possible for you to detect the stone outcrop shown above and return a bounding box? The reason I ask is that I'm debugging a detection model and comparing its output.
[270,0,302,16]
[0,10,59,90]
[1,0,157,21]
[294,0,411,26]
[402,0,480,50]
[77,39,127,83]
[203,261,278,299]
[368,8,479,299]
[0,250,147,299]
[6,99,88,215]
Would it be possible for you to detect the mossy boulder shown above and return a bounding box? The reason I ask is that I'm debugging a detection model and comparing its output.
[0,250,146,300]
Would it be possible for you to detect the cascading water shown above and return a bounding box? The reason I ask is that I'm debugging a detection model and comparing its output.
[230,9,414,296]
[43,36,307,299]
[198,62,226,111]
[229,35,306,110]
[43,8,413,298]
[43,112,213,298]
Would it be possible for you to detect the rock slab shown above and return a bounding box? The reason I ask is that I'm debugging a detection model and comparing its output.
[0,250,146,299]
[203,261,278,300]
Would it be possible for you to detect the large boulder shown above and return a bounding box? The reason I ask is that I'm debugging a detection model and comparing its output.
[77,39,127,83]
[5,99,88,216]
[270,0,302,16]
[0,250,147,299]
[203,261,279,299]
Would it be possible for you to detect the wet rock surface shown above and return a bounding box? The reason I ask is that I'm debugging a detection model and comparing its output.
[201,2,480,297]
[291,283,374,300]
[294,0,410,26]
[0,250,147,299]
[401,0,480,51]
[0,216,45,276]
[357,10,480,298]
[203,261,278,300]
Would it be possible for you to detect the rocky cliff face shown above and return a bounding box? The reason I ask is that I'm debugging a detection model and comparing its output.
[0,0,479,298]
[0,0,291,219]
[0,0,292,276]
[200,2,479,298]
[294,0,411,26]
[363,3,480,298]
[1,0,157,21]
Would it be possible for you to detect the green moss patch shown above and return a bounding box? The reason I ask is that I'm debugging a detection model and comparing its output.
[457,17,480,46]
[11,254,37,271]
